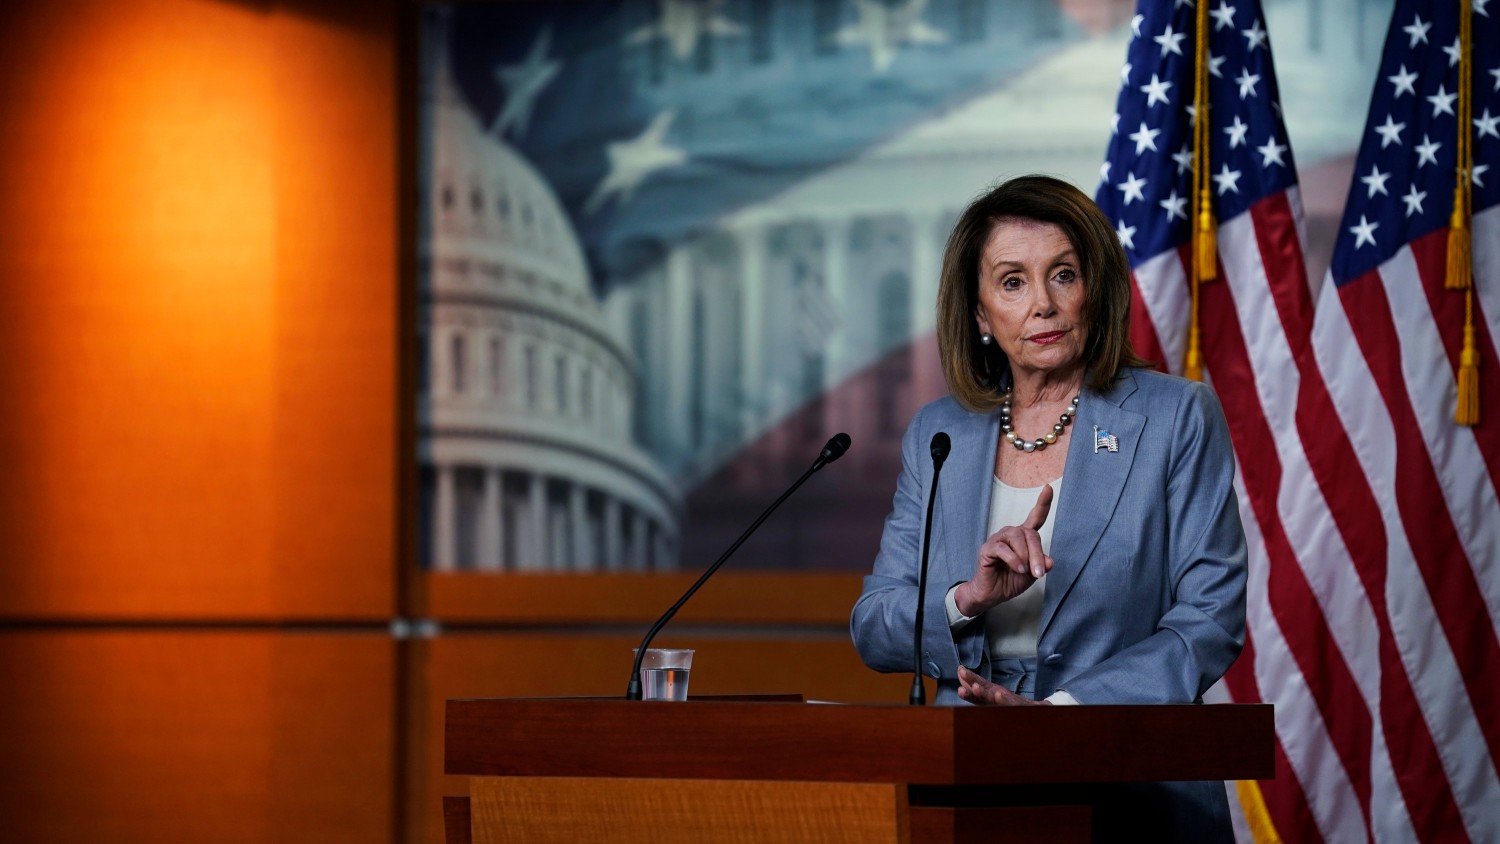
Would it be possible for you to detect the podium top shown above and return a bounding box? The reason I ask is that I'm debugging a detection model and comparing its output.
[445,698,1273,786]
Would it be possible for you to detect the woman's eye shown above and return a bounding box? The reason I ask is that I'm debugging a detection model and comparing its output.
[1054,268,1077,283]
[1000,276,1022,291]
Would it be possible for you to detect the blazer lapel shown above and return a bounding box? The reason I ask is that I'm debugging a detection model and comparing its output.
[937,407,1002,580]
[1039,370,1144,640]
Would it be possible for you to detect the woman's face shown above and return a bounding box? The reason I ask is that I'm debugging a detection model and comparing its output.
[974,218,1089,384]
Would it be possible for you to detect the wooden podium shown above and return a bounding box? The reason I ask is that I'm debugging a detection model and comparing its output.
[444,697,1273,843]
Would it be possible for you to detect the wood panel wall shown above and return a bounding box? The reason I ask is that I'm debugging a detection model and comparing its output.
[0,4,907,843]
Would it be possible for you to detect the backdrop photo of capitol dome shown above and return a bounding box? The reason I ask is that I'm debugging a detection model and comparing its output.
[416,0,1384,573]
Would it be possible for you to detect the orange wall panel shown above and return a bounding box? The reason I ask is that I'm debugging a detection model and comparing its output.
[268,3,400,617]
[0,0,398,619]
[0,0,279,616]
[0,630,396,844]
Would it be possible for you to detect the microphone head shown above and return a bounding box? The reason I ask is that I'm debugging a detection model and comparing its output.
[930,432,951,469]
[929,432,951,461]
[819,432,852,465]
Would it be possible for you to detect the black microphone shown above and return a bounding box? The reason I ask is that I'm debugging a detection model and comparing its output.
[626,432,853,700]
[910,431,951,705]
[815,431,852,469]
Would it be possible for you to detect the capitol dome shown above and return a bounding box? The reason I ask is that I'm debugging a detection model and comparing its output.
[418,43,679,572]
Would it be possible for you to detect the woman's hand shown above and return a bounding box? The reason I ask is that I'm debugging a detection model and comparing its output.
[957,665,1050,706]
[954,484,1055,617]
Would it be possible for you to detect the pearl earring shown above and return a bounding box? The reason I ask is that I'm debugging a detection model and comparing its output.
[980,333,993,346]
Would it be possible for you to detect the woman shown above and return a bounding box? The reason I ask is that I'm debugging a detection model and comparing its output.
[850,174,1247,840]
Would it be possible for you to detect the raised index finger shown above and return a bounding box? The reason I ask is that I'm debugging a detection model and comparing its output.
[1022,484,1055,531]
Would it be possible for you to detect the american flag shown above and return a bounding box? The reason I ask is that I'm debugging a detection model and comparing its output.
[1099,0,1500,842]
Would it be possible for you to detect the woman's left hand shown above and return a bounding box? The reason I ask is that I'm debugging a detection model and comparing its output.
[956,665,1051,706]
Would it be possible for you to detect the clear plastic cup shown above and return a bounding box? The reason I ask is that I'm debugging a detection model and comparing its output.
[634,647,694,701]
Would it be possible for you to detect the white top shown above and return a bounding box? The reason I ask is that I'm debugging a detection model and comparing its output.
[945,476,1078,705]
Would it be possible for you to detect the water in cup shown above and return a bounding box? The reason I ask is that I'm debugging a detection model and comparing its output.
[634,647,694,701]
[640,666,690,701]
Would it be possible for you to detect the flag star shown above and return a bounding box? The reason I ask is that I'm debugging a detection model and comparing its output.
[1160,189,1188,221]
[1235,68,1261,99]
[1427,85,1457,117]
[1121,61,1133,84]
[1172,144,1195,174]
[1186,104,1198,126]
[1099,160,1112,183]
[1131,14,1144,37]
[1140,73,1173,107]
[1116,220,1137,250]
[1111,112,1121,134]
[584,110,688,213]
[1242,19,1268,51]
[1257,137,1288,167]
[1213,163,1242,195]
[1155,23,1187,57]
[1360,164,1391,197]
[1492,65,1500,91]
[834,0,949,74]
[1211,2,1236,30]
[1374,115,1406,147]
[491,29,563,139]
[1415,134,1442,167]
[1475,164,1491,188]
[1402,184,1427,217]
[1477,0,1491,15]
[1389,65,1419,98]
[1174,0,1195,8]
[1130,122,1162,154]
[1224,115,1250,148]
[1475,108,1500,140]
[627,0,746,61]
[1117,172,1148,205]
[1403,15,1430,48]
[1349,215,1379,248]
[1208,52,1228,78]
[1443,37,1462,67]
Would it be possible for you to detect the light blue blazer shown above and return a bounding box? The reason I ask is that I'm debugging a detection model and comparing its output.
[850,368,1248,839]
[852,367,1246,701]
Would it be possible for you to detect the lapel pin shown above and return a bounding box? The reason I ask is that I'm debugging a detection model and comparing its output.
[1093,426,1119,453]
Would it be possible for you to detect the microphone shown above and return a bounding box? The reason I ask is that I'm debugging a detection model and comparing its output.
[910,431,951,705]
[626,432,853,700]
[815,431,852,469]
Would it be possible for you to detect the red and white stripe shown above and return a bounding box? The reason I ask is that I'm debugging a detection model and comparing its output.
[1131,191,1500,842]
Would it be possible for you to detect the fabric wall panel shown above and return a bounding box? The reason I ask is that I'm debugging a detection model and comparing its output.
[0,630,396,844]
[0,0,398,620]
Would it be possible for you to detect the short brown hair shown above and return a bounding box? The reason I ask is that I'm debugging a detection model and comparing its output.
[936,174,1146,412]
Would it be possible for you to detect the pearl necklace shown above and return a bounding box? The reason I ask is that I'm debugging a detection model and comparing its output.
[1000,393,1080,453]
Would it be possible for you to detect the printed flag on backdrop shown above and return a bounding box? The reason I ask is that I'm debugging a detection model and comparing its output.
[1100,0,1500,841]
[443,0,1096,292]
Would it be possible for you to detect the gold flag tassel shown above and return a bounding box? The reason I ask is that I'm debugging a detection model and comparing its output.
[1457,292,1481,425]
[1186,0,1214,381]
[1447,0,1473,291]
[1447,192,1472,292]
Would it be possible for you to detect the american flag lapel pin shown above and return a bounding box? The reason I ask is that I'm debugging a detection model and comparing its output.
[1093,426,1119,454]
